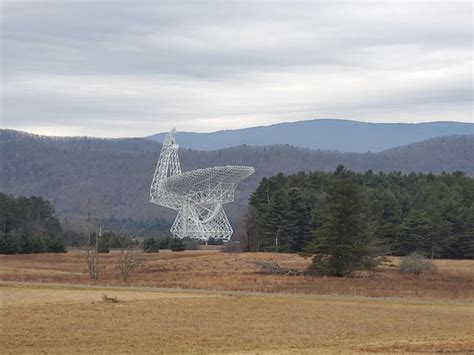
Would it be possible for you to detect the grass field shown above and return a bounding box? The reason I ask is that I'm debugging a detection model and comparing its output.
[1,250,473,353]
[1,283,473,354]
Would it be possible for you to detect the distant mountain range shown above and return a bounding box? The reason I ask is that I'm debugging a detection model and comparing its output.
[148,119,474,152]
[1,129,473,225]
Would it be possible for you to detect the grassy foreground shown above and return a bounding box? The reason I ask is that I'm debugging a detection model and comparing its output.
[1,283,473,354]
[1,251,473,353]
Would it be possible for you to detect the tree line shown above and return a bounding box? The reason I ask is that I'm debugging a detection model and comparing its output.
[0,193,66,253]
[238,167,474,260]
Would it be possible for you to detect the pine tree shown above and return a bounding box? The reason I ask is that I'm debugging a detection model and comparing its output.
[260,190,291,252]
[397,211,431,256]
[308,166,374,276]
[0,232,18,254]
[447,206,474,258]
[368,188,402,255]
[287,188,312,252]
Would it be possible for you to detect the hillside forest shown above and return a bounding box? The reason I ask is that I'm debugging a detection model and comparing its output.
[1,130,473,225]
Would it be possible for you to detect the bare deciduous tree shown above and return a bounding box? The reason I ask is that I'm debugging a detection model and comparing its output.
[86,237,99,284]
[83,218,101,284]
[117,234,143,282]
[235,207,258,252]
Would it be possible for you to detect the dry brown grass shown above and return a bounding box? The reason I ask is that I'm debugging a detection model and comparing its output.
[1,284,473,354]
[0,250,473,301]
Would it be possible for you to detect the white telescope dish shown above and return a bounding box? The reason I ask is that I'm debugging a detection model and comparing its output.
[150,129,254,240]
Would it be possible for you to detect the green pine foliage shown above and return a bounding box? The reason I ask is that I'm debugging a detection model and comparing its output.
[287,187,313,252]
[0,193,66,254]
[307,167,374,276]
[142,236,190,252]
[248,167,474,259]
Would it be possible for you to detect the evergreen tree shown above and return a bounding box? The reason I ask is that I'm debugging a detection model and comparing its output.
[0,193,66,254]
[446,206,474,259]
[367,188,402,254]
[0,232,19,254]
[260,190,291,252]
[287,188,312,252]
[30,235,46,253]
[247,168,473,259]
[397,211,431,256]
[44,235,66,253]
[308,166,374,276]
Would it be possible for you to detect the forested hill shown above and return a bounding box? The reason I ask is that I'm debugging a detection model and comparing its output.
[148,119,474,152]
[1,129,473,223]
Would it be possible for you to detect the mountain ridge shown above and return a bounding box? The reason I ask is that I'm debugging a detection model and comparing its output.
[148,119,474,152]
[1,129,473,224]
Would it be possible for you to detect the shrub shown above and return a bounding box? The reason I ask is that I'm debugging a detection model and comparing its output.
[0,233,20,254]
[183,238,200,250]
[97,238,110,253]
[360,256,380,270]
[207,237,224,245]
[88,233,109,253]
[44,235,66,253]
[221,241,241,253]
[0,233,66,254]
[153,237,196,251]
[159,238,170,249]
[306,255,331,275]
[399,252,437,275]
[170,238,185,252]
[142,238,160,253]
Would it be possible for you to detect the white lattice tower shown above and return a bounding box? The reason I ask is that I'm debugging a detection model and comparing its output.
[151,128,181,184]
[149,129,254,241]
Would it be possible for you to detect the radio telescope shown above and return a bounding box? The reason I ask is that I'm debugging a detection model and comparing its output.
[150,129,254,241]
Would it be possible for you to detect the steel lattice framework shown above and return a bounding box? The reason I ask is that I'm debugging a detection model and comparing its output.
[150,128,254,240]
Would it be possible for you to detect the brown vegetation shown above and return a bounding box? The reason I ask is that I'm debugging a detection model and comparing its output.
[0,250,473,300]
[102,294,119,303]
[1,284,472,354]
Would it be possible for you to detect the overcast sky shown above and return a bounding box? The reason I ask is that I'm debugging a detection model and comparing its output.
[1,1,472,137]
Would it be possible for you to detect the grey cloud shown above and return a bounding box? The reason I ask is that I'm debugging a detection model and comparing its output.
[0,1,472,136]
[3,1,471,76]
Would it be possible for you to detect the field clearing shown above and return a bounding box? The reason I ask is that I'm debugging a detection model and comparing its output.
[0,250,473,300]
[1,284,473,354]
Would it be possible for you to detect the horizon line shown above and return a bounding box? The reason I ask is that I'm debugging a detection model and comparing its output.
[2,118,473,140]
